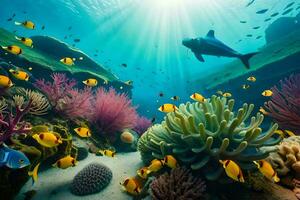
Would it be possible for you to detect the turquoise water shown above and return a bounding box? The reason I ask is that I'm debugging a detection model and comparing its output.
[1,0,298,119]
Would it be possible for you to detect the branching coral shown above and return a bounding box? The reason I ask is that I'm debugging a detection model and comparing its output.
[264,74,300,133]
[150,167,206,200]
[138,95,280,180]
[266,136,300,176]
[134,116,152,136]
[13,88,50,115]
[34,73,93,119]
[88,87,138,137]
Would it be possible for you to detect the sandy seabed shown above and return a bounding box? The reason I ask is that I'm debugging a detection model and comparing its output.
[15,152,143,200]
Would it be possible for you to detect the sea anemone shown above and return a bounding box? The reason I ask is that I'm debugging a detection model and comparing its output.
[264,74,300,133]
[150,167,206,200]
[88,87,138,138]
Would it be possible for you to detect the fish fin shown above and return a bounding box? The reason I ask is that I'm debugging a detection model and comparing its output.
[15,36,21,41]
[206,30,215,38]
[1,46,7,50]
[14,21,22,26]
[194,53,205,62]
[239,52,258,69]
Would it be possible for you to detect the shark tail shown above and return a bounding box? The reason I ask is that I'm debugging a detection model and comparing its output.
[239,52,258,69]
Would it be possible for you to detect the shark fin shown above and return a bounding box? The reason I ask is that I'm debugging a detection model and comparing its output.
[206,30,215,38]
[194,53,205,62]
[239,52,258,69]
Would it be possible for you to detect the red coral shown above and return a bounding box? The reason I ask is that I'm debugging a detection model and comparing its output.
[264,74,300,133]
[134,116,152,135]
[34,73,93,120]
[89,87,138,137]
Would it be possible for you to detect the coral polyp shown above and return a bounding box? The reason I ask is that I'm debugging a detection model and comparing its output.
[138,95,280,180]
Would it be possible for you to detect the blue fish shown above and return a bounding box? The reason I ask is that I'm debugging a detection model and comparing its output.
[0,145,30,169]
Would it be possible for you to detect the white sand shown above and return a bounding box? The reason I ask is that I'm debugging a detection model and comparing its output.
[16,152,144,200]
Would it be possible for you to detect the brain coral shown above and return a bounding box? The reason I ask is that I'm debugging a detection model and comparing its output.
[70,162,113,196]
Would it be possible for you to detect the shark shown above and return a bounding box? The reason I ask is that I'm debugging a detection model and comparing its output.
[182,30,258,69]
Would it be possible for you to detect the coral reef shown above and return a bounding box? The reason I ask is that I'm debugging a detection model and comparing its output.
[150,167,206,200]
[70,162,113,196]
[88,87,138,138]
[35,73,93,120]
[265,136,300,176]
[134,116,152,135]
[265,74,300,133]
[138,95,280,180]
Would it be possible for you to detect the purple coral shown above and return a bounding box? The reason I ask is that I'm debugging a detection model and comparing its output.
[0,100,32,143]
[150,167,206,200]
[35,73,93,119]
[264,74,300,133]
[88,87,138,137]
[133,116,152,135]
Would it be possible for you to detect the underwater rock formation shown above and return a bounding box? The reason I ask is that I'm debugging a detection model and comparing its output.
[150,167,206,200]
[35,73,93,120]
[138,96,280,180]
[70,162,113,196]
[264,74,300,133]
[88,87,138,140]
[265,136,300,176]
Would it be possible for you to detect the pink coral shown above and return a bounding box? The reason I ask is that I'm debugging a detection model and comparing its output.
[35,73,93,120]
[89,87,138,137]
[264,74,300,133]
[134,116,152,135]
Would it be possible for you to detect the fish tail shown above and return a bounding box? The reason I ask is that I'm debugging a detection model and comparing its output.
[14,21,22,26]
[239,52,258,69]
[1,46,7,50]
[15,36,21,40]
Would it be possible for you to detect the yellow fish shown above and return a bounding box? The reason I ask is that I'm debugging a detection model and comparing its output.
[99,149,116,157]
[53,155,77,169]
[2,45,22,55]
[190,93,205,102]
[137,166,150,179]
[259,107,269,115]
[148,159,164,173]
[60,57,74,66]
[262,90,273,97]
[158,104,178,113]
[74,127,91,138]
[15,21,35,29]
[219,160,245,182]
[223,92,232,97]
[9,69,30,81]
[242,84,250,89]
[0,75,13,88]
[124,80,133,86]
[120,177,141,195]
[32,132,62,148]
[15,36,33,48]
[254,160,280,182]
[163,155,178,169]
[28,163,40,185]
[170,96,180,101]
[82,79,98,87]
[274,129,295,138]
[216,90,223,95]
[247,76,256,82]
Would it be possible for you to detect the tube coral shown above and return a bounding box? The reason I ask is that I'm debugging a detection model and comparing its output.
[34,73,93,119]
[264,74,300,133]
[150,167,206,200]
[88,87,138,137]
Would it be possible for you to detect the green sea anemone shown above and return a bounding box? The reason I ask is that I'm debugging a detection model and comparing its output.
[138,95,280,180]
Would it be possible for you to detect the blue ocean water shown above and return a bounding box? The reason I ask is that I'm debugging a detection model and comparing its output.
[0,0,298,119]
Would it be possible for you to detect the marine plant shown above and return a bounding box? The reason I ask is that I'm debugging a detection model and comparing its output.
[88,87,138,137]
[264,74,300,133]
[264,136,300,176]
[34,73,93,119]
[134,115,152,135]
[138,95,280,180]
[70,162,113,196]
[150,167,206,200]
